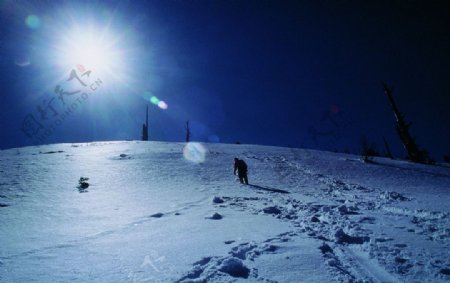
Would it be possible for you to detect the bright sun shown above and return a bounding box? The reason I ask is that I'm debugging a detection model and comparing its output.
[56,24,125,78]
[70,38,107,70]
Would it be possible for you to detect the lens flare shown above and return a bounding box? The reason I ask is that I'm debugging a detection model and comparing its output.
[25,15,41,29]
[183,142,207,163]
[158,101,168,110]
[150,96,160,105]
[15,57,31,67]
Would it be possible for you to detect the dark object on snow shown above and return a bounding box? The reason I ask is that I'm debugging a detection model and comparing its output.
[40,150,64,154]
[382,84,431,164]
[440,268,450,276]
[77,177,89,193]
[213,196,224,204]
[209,212,223,220]
[142,105,149,141]
[234,158,249,185]
[119,153,129,159]
[150,212,164,218]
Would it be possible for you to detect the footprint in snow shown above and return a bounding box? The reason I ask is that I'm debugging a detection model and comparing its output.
[219,257,250,278]
[119,153,132,159]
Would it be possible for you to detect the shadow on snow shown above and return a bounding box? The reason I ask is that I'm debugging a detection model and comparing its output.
[248,184,290,194]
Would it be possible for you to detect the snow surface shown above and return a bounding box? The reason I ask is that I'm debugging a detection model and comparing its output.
[1,141,450,282]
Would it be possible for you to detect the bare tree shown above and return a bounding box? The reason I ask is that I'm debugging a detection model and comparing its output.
[382,84,431,164]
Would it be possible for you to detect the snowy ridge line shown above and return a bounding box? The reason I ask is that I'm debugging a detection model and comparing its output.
[0,197,210,261]
[247,150,380,196]
[288,160,378,195]
[364,159,450,179]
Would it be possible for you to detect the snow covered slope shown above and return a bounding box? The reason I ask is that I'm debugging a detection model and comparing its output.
[1,141,449,282]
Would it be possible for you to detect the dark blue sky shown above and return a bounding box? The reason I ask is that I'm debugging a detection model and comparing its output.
[1,0,449,160]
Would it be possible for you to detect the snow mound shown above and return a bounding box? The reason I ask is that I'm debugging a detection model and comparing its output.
[176,255,251,282]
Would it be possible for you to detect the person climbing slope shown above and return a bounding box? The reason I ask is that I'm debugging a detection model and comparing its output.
[234,157,249,185]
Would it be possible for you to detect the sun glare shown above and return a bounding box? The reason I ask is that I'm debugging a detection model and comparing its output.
[55,24,126,79]
[71,38,106,69]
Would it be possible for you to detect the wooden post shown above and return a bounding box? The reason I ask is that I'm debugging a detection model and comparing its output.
[142,105,149,141]
[185,120,191,142]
